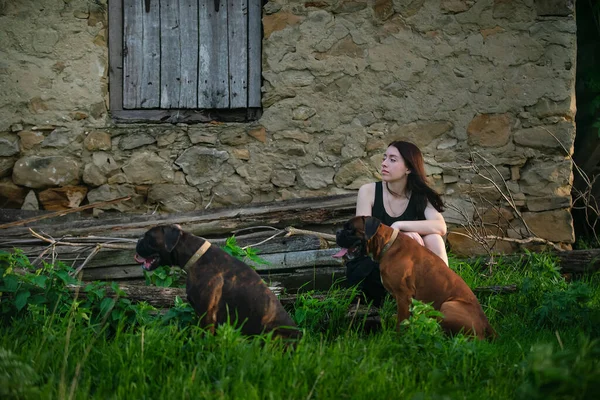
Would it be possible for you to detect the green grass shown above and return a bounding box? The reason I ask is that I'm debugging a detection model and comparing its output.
[1,250,600,399]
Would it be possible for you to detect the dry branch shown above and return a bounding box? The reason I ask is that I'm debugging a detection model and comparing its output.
[285,227,336,242]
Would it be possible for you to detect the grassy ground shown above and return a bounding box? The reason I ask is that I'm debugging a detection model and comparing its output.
[1,250,599,399]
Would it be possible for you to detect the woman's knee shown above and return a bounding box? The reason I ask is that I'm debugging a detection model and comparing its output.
[423,234,444,249]
[422,234,449,265]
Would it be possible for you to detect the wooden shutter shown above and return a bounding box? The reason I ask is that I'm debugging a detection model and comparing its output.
[120,0,261,110]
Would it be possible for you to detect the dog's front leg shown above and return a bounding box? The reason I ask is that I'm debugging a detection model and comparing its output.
[394,293,412,332]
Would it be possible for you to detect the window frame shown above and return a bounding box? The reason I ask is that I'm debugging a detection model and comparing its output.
[108,0,262,123]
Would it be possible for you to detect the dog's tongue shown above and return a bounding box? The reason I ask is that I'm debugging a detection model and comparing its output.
[134,254,153,270]
[332,248,348,258]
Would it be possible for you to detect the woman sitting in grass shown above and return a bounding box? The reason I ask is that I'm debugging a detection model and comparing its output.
[345,140,448,306]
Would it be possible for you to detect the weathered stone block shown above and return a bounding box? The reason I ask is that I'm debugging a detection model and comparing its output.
[373,0,394,20]
[534,0,574,16]
[118,133,156,150]
[38,186,88,211]
[393,0,426,17]
[273,141,307,157]
[219,126,252,146]
[274,130,312,143]
[122,152,173,185]
[441,0,474,14]
[84,131,111,151]
[522,209,574,243]
[0,179,27,208]
[447,227,515,257]
[232,149,250,160]
[21,190,39,211]
[0,133,19,156]
[292,106,317,121]
[467,114,511,148]
[263,12,304,39]
[513,121,574,153]
[519,159,572,196]
[87,184,144,212]
[83,164,107,187]
[148,184,202,212]
[455,182,504,202]
[477,206,515,226]
[333,0,368,14]
[0,157,16,178]
[175,146,230,186]
[271,169,296,188]
[299,164,335,189]
[236,163,273,186]
[17,130,44,150]
[13,156,81,189]
[493,0,535,22]
[526,196,571,212]
[248,126,267,143]
[41,128,82,149]
[526,97,573,119]
[390,121,453,149]
[91,152,120,175]
[188,129,218,145]
[212,177,253,206]
[334,159,375,188]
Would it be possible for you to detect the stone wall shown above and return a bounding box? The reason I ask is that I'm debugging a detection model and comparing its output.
[0,0,577,254]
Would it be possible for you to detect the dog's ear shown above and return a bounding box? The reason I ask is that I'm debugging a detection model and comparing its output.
[364,217,381,240]
[163,225,182,252]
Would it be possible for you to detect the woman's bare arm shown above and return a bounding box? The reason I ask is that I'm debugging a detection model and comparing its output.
[390,202,447,236]
[355,183,375,216]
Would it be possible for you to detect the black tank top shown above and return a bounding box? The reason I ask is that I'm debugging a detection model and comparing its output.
[372,181,425,226]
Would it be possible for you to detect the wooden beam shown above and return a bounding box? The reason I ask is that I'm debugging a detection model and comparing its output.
[0,193,356,239]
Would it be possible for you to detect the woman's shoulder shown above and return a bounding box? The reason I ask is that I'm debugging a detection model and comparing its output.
[358,182,377,195]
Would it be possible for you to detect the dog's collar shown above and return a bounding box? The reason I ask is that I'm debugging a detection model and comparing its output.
[183,241,211,270]
[379,228,399,258]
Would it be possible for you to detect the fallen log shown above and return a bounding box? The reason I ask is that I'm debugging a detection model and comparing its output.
[65,282,519,310]
[80,249,343,281]
[554,249,600,274]
[0,193,356,239]
[468,249,600,275]
[3,232,332,270]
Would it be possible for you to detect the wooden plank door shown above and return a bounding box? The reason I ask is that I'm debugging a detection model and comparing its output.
[123,0,160,109]
[121,0,262,111]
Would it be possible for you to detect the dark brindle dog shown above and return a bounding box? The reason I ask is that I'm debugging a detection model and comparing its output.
[135,225,301,340]
[336,216,497,340]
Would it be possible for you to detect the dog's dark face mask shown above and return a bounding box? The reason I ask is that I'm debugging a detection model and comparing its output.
[334,216,382,260]
[134,225,182,271]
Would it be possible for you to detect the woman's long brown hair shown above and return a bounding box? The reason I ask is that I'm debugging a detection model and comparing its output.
[388,141,445,216]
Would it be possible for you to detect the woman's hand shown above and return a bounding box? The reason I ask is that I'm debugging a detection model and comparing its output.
[401,231,424,246]
[390,222,424,246]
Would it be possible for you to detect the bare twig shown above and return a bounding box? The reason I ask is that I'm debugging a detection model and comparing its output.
[285,227,336,242]
[470,151,534,236]
[204,195,214,209]
[241,230,286,250]
[447,231,564,251]
[28,228,135,250]
[542,126,600,246]
[71,245,103,277]
[233,226,281,234]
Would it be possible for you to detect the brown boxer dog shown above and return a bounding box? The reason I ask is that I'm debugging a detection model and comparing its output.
[336,216,497,340]
[134,225,301,341]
